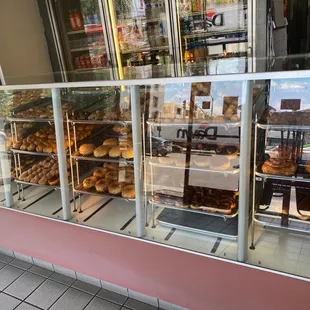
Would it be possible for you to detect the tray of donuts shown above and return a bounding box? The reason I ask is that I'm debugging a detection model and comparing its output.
[75,164,135,200]
[151,154,239,173]
[12,124,99,154]
[9,97,50,116]
[151,187,238,216]
[17,157,71,187]
[75,136,134,162]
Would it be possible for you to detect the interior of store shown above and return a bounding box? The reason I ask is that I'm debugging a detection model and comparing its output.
[2,0,310,282]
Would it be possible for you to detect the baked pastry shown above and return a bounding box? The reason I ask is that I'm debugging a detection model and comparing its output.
[213,115,225,123]
[103,138,118,147]
[230,114,240,121]
[109,146,121,158]
[113,125,131,135]
[262,159,296,176]
[210,156,230,170]
[121,185,135,199]
[125,172,134,183]
[305,161,310,174]
[93,146,110,158]
[93,168,109,178]
[108,182,124,195]
[105,171,118,181]
[83,176,98,189]
[121,146,134,159]
[79,144,96,156]
[194,157,210,168]
[104,162,119,170]
[95,179,109,193]
[48,176,60,186]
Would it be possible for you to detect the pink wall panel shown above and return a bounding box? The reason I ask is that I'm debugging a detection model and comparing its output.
[0,208,309,310]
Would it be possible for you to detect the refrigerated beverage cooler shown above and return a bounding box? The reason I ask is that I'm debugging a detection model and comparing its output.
[42,0,116,81]
[173,0,248,76]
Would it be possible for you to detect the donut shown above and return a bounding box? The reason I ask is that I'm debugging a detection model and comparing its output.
[95,179,109,193]
[43,146,53,153]
[105,171,118,181]
[213,115,225,123]
[19,171,28,181]
[38,177,48,185]
[79,144,96,156]
[108,182,124,195]
[104,162,119,170]
[121,185,135,199]
[109,146,121,158]
[230,114,240,121]
[210,156,230,170]
[83,176,99,189]
[103,138,118,147]
[121,146,134,159]
[48,176,60,186]
[113,125,131,134]
[93,146,110,158]
[93,168,109,178]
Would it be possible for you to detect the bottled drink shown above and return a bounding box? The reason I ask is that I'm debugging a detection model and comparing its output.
[69,10,77,30]
[74,9,84,29]
[192,0,198,12]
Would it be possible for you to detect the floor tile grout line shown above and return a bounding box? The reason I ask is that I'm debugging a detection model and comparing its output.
[46,284,71,310]
[82,294,97,310]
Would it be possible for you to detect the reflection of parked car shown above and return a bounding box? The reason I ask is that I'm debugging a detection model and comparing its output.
[145,137,172,156]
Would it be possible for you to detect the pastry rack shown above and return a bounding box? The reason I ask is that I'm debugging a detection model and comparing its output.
[250,115,310,249]
[67,102,135,213]
[8,91,106,201]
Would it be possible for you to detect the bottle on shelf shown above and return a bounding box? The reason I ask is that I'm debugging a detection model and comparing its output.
[74,9,84,29]
[192,0,198,12]
[69,10,77,30]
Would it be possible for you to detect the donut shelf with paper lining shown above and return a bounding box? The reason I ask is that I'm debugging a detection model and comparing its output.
[68,119,132,126]
[71,153,133,164]
[149,199,238,219]
[11,149,58,157]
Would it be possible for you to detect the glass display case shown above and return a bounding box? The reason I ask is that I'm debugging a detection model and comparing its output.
[52,0,114,81]
[107,0,176,79]
[173,0,248,76]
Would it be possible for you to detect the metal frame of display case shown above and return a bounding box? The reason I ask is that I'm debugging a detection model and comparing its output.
[3,71,310,261]
[250,117,310,250]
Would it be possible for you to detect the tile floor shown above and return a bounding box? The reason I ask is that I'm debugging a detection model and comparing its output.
[0,254,161,310]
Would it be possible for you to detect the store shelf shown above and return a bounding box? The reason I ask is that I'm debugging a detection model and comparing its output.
[15,179,60,189]
[11,149,57,157]
[150,200,238,219]
[256,209,310,223]
[257,123,310,131]
[8,117,54,123]
[67,29,85,35]
[255,171,310,183]
[150,160,239,175]
[69,119,131,125]
[147,119,241,128]
[184,28,247,40]
[120,17,166,26]
[72,154,133,164]
[120,45,169,54]
[70,46,105,53]
[74,184,135,202]
[74,67,110,74]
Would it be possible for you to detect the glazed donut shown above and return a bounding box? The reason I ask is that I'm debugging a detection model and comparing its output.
[95,179,109,193]
[103,138,118,147]
[19,171,29,181]
[109,146,121,158]
[83,176,99,189]
[104,162,119,170]
[43,146,53,153]
[105,171,118,181]
[79,144,96,156]
[93,168,109,178]
[93,146,110,158]
[108,182,124,195]
[48,176,60,186]
[121,185,135,199]
[38,177,48,185]
[121,146,134,159]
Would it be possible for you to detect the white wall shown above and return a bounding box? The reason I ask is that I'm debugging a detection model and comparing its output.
[0,0,54,84]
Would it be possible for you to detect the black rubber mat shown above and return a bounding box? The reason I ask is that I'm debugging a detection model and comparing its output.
[157,208,238,236]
